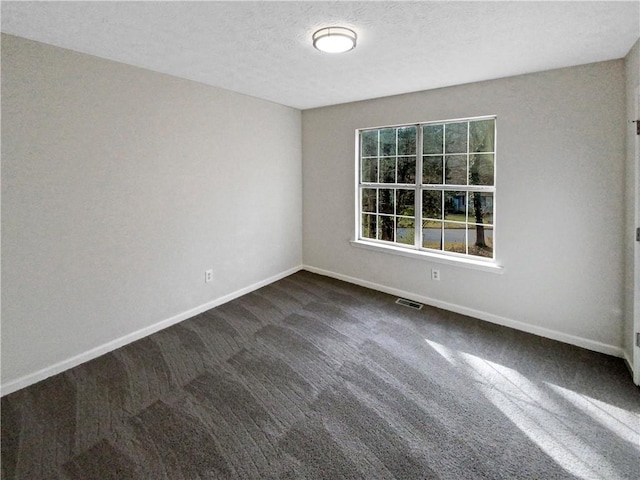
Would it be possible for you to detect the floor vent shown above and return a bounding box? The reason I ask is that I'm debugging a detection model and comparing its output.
[395,298,424,310]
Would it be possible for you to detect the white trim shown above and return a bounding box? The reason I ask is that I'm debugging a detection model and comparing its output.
[623,348,634,378]
[0,265,304,397]
[633,84,640,386]
[303,265,623,358]
[351,239,504,273]
[358,114,497,133]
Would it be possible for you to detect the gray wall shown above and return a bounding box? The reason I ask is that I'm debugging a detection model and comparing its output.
[1,34,302,391]
[623,39,639,367]
[302,60,626,354]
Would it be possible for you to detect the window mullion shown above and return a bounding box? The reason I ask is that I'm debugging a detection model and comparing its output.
[394,129,398,244]
[466,121,470,255]
[441,124,446,252]
[416,124,423,250]
[376,131,381,241]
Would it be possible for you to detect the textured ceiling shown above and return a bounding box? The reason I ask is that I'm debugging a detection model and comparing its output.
[2,1,639,110]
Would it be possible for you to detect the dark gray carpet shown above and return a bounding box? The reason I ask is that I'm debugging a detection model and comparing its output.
[2,271,639,479]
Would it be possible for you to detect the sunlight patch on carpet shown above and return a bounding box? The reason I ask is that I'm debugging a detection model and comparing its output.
[545,383,640,447]
[425,338,626,480]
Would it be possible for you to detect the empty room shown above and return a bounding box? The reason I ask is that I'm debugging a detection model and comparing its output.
[1,1,639,479]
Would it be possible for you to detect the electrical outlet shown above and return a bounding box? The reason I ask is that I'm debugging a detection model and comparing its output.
[205,269,213,283]
[431,269,440,281]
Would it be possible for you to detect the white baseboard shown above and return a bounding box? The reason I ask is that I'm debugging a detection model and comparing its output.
[1,265,303,397]
[3,263,625,396]
[622,349,635,378]
[303,265,624,359]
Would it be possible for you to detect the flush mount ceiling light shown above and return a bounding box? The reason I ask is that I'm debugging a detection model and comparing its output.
[312,26,357,53]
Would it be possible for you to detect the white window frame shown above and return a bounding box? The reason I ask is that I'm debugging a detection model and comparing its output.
[352,115,503,273]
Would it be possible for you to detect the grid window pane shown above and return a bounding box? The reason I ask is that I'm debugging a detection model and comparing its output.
[361,130,378,157]
[423,190,442,219]
[380,129,396,156]
[469,154,494,186]
[396,217,415,245]
[398,127,417,155]
[445,155,467,185]
[468,224,493,258]
[379,215,394,241]
[396,189,415,216]
[423,124,444,154]
[379,189,394,214]
[469,119,495,153]
[444,221,466,253]
[362,214,377,239]
[468,192,493,225]
[397,157,416,183]
[380,158,396,183]
[362,158,378,183]
[423,156,443,184]
[444,191,467,222]
[445,122,468,154]
[422,220,442,249]
[362,188,377,213]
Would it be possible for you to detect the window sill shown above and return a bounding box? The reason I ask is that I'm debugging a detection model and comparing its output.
[350,239,504,274]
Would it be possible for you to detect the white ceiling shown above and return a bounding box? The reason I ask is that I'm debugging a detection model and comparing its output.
[2,1,639,110]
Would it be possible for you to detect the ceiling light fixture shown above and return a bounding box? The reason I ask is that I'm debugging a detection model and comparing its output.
[312,26,357,53]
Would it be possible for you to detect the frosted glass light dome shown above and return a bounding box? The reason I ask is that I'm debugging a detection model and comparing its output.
[313,27,357,53]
